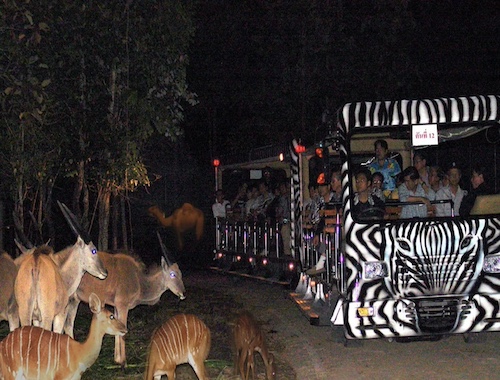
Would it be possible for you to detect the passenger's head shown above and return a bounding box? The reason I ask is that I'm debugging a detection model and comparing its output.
[429,165,443,188]
[471,164,487,189]
[308,183,318,199]
[355,167,372,194]
[374,139,389,160]
[215,189,225,201]
[413,152,427,172]
[401,166,420,191]
[330,168,342,193]
[372,172,384,189]
[258,181,269,194]
[447,164,461,187]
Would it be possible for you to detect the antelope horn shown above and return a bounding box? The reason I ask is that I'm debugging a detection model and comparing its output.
[57,201,91,244]
[12,210,34,249]
[156,230,174,266]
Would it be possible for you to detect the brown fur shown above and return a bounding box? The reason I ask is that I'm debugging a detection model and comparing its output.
[65,251,186,367]
[14,245,69,333]
[148,203,204,250]
[0,293,127,380]
[144,314,211,380]
[14,237,107,336]
[233,311,276,380]
[0,253,18,331]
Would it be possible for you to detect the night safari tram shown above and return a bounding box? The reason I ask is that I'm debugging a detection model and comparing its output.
[212,94,500,343]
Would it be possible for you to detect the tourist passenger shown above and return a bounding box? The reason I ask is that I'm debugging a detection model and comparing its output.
[276,181,291,255]
[245,185,259,218]
[252,181,275,221]
[212,189,231,219]
[398,166,435,218]
[459,164,492,216]
[231,183,248,220]
[330,170,342,203]
[413,151,430,186]
[429,165,444,192]
[352,168,385,220]
[371,171,385,202]
[368,139,402,191]
[435,164,467,217]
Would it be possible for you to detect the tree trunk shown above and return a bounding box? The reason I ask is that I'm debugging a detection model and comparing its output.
[111,193,119,251]
[120,195,128,251]
[98,187,110,251]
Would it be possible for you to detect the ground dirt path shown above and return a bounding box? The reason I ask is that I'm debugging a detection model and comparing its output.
[189,270,500,380]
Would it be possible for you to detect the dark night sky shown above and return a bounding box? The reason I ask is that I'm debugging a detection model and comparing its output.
[182,0,499,166]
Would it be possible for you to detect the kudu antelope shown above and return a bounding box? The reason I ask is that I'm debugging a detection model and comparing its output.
[0,253,19,331]
[65,231,186,367]
[233,311,276,380]
[148,203,204,250]
[0,293,127,380]
[144,314,211,380]
[14,202,108,334]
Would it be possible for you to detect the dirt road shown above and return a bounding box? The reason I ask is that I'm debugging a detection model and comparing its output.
[189,270,500,380]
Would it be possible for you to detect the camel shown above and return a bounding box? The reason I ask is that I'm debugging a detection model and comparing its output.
[148,203,204,250]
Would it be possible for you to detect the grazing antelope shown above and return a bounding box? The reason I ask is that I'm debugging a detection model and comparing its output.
[144,314,211,380]
[233,311,276,380]
[0,253,19,331]
[0,293,127,380]
[64,232,186,367]
[148,203,204,250]
[14,202,108,335]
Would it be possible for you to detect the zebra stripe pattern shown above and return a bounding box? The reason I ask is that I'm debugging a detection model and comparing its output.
[336,95,500,339]
[290,139,301,261]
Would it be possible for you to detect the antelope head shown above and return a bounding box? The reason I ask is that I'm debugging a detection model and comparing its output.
[157,231,186,300]
[58,201,108,280]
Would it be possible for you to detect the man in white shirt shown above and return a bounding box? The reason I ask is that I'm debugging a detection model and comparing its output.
[435,165,467,217]
[212,189,231,218]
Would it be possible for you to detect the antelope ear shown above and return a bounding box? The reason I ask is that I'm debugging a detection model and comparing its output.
[89,293,101,314]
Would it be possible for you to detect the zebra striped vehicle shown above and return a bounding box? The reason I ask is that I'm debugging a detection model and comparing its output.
[330,95,500,341]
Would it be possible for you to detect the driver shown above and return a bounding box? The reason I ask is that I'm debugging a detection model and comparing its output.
[353,167,385,220]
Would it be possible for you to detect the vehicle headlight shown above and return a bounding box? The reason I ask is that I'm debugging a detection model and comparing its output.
[364,261,388,280]
[483,255,500,273]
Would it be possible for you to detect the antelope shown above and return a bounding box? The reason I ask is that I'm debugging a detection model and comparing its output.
[0,253,19,331]
[14,202,108,335]
[233,311,276,380]
[0,293,127,380]
[144,313,211,380]
[148,203,204,250]
[64,231,186,367]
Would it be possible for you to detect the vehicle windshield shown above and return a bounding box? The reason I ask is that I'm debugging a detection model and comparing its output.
[348,125,500,221]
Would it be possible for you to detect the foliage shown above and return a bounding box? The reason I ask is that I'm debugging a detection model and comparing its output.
[0,0,197,245]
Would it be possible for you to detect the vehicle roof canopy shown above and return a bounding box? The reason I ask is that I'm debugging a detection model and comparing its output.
[337,95,499,132]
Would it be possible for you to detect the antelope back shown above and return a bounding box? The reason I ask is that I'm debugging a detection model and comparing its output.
[0,293,126,380]
[160,256,186,300]
[145,314,211,380]
[14,245,68,330]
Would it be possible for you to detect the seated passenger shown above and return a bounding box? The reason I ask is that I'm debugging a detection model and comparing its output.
[368,139,402,191]
[398,166,435,219]
[435,164,467,217]
[353,167,385,220]
[460,164,492,216]
[212,189,231,219]
[371,171,385,202]
[429,165,444,192]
